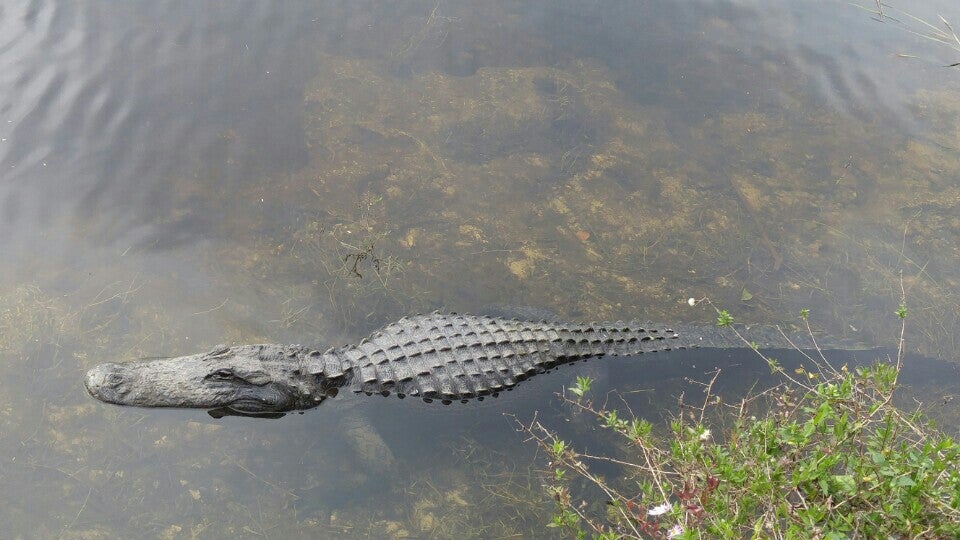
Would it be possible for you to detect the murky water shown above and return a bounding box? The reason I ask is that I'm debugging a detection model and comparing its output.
[2,1,960,537]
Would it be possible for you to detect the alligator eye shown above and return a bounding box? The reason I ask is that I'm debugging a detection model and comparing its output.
[207,369,237,381]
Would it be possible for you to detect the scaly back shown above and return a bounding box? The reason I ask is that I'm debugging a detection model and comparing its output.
[321,312,686,403]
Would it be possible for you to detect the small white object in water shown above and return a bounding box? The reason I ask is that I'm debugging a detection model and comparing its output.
[687,297,696,306]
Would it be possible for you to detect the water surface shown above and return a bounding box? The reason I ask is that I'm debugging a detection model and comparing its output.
[2,1,960,537]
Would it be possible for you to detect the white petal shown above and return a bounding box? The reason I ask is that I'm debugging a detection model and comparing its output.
[647,502,672,516]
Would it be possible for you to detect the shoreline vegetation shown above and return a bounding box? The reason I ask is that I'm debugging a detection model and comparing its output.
[522,292,960,539]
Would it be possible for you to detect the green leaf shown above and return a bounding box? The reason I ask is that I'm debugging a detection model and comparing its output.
[568,375,593,400]
[893,476,916,488]
[869,451,888,467]
[827,474,857,495]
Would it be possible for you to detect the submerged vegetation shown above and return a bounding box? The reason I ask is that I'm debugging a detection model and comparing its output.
[523,301,960,538]
[189,2,960,358]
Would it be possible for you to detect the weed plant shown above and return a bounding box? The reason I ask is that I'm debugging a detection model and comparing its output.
[521,295,960,538]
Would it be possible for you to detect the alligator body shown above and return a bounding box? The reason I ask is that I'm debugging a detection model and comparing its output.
[84,312,855,417]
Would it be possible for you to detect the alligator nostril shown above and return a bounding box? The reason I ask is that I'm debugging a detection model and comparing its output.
[84,364,128,401]
[84,367,106,395]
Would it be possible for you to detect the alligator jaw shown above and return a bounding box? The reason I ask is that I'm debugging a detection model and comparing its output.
[207,407,288,419]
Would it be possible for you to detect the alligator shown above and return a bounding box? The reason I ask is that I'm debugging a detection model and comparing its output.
[84,311,860,417]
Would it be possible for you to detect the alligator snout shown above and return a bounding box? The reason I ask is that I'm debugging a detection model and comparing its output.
[84,351,297,411]
[84,363,131,404]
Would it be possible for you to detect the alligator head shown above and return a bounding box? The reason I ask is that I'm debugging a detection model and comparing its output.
[84,344,328,417]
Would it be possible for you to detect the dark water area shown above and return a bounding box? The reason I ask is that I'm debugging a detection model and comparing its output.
[2,0,960,537]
